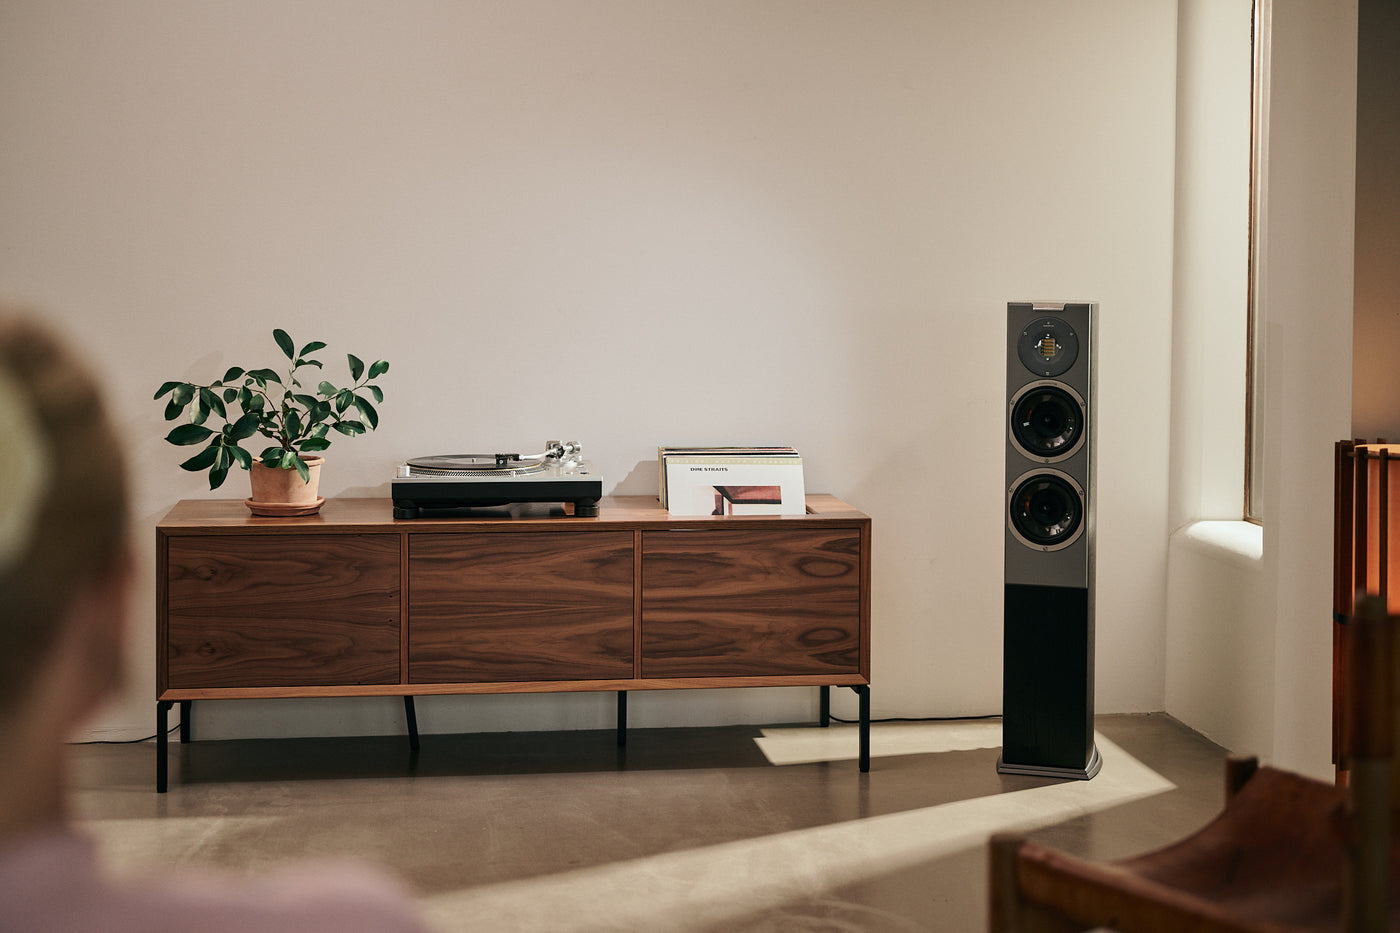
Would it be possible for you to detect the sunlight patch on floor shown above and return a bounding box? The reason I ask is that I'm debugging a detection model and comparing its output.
[754,718,1006,765]
[420,728,1174,932]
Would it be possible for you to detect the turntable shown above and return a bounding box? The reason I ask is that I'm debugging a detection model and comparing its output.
[391,441,601,518]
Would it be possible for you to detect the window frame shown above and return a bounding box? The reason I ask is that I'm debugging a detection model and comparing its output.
[1244,0,1271,525]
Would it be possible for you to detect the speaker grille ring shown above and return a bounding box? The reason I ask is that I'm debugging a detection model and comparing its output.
[1009,380,1086,462]
[1007,469,1085,551]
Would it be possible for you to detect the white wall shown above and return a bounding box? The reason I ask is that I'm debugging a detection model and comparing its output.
[1166,0,1356,779]
[1258,0,1357,776]
[0,1,1179,742]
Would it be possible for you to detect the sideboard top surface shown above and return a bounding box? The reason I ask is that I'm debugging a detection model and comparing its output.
[157,495,869,534]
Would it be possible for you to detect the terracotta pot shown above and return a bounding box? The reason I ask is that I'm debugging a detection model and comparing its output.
[246,455,324,516]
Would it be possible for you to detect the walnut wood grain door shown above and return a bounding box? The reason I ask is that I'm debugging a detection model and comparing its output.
[166,535,401,688]
[640,527,862,678]
[408,532,634,683]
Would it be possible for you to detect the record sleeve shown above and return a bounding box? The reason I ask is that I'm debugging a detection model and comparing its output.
[661,451,805,516]
[657,446,800,508]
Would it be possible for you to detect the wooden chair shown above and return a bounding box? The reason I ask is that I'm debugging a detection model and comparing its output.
[1336,440,1400,779]
[987,594,1398,932]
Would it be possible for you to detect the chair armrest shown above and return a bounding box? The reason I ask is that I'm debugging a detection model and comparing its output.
[1224,755,1259,800]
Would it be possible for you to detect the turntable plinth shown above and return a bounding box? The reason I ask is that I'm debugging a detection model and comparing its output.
[155,495,871,790]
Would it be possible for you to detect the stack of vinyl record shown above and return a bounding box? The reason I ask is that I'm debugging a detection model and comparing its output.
[657,446,805,516]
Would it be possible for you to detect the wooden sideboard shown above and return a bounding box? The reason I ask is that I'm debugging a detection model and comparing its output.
[156,495,871,790]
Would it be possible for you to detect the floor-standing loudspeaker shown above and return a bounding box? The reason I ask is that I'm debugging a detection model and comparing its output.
[999,301,1101,780]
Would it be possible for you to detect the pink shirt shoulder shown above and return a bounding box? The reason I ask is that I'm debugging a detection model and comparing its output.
[0,830,430,933]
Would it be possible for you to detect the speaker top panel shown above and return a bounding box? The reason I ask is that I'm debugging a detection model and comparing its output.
[1016,317,1079,377]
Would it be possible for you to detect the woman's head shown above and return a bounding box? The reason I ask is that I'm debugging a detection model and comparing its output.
[0,311,129,711]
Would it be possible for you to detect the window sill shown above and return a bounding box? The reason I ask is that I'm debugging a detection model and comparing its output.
[1175,519,1264,570]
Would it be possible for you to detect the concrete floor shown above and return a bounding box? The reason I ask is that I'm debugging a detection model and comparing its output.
[70,713,1230,931]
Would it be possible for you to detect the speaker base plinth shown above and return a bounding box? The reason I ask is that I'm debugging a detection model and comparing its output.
[996,745,1102,781]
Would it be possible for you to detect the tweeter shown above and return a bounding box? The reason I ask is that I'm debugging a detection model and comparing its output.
[999,301,1100,780]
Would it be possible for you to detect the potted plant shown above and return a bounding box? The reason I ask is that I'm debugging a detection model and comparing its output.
[155,329,388,515]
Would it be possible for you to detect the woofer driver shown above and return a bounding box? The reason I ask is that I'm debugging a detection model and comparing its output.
[1009,380,1086,462]
[1007,468,1085,551]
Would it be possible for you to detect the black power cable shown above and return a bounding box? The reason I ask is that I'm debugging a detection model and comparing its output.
[75,720,182,745]
[825,712,1002,725]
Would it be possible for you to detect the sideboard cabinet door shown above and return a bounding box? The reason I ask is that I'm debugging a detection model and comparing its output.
[640,527,863,678]
[166,535,401,688]
[408,532,635,683]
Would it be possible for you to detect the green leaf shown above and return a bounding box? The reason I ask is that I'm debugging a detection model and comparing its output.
[367,360,389,379]
[285,408,302,438]
[259,447,283,467]
[178,445,219,471]
[298,340,327,357]
[163,398,185,421]
[209,462,230,490]
[274,329,295,359]
[198,387,227,420]
[270,448,308,482]
[222,387,238,404]
[153,380,182,400]
[246,368,282,385]
[229,446,253,469]
[167,423,216,446]
[171,384,196,406]
[317,380,337,398]
[299,436,331,452]
[311,423,330,439]
[352,395,378,430]
[335,389,353,414]
[295,358,323,370]
[222,366,245,382]
[369,385,384,403]
[229,411,261,440]
[332,420,366,437]
[348,354,364,382]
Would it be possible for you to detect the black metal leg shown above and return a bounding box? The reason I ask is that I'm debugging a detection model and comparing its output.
[617,691,627,747]
[156,701,173,793]
[179,700,192,743]
[403,696,420,752]
[819,685,830,727]
[850,685,870,773]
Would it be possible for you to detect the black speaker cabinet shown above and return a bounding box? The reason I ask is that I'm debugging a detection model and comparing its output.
[999,301,1101,780]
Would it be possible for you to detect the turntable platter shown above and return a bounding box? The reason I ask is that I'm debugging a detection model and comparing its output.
[405,454,547,477]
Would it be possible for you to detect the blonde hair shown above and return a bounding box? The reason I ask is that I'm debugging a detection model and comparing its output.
[0,312,129,708]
